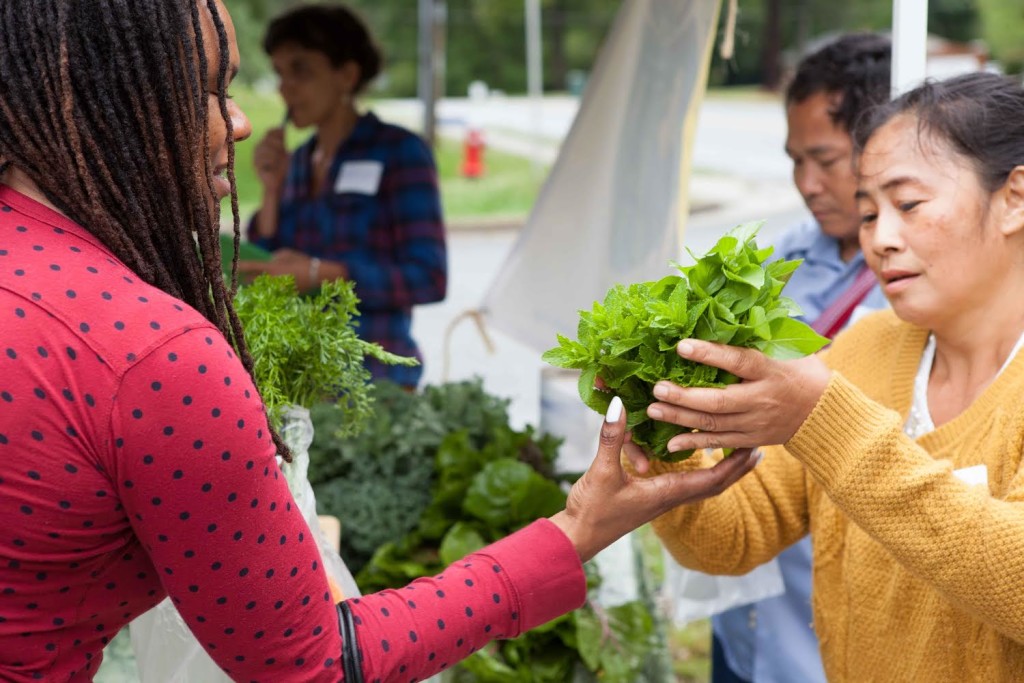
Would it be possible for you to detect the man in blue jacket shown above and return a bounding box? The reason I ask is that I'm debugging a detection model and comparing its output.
[711,33,892,683]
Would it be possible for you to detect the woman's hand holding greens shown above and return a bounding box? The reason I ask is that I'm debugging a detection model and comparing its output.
[645,339,832,455]
[549,397,760,563]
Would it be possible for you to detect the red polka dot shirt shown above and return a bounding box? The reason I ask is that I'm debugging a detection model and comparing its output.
[0,186,586,682]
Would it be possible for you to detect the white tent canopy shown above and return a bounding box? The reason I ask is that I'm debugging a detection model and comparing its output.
[480,0,723,352]
[478,0,929,357]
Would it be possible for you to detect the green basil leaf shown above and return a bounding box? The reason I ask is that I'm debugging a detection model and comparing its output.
[755,317,830,360]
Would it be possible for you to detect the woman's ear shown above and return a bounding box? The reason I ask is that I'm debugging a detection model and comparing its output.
[999,166,1024,237]
[339,60,362,96]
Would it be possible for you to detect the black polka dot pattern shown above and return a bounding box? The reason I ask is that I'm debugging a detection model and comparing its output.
[0,189,586,681]
[0,192,342,679]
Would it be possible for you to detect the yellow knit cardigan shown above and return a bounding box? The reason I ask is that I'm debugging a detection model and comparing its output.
[649,310,1024,682]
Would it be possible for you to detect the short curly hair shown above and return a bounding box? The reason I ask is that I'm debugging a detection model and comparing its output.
[786,33,892,133]
[263,4,382,94]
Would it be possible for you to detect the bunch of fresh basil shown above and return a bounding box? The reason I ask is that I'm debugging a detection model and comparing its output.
[543,222,828,461]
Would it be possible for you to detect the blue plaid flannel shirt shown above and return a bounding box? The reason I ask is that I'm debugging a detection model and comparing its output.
[249,112,448,387]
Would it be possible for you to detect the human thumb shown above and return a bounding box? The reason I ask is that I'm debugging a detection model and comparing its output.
[595,396,626,469]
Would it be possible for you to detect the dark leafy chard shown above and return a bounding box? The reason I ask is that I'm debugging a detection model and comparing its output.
[542,222,828,461]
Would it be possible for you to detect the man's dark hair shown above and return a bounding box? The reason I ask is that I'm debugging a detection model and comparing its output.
[264,4,382,94]
[786,33,892,133]
[0,0,289,458]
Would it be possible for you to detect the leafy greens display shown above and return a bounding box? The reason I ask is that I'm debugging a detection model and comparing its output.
[309,379,669,682]
[542,222,828,461]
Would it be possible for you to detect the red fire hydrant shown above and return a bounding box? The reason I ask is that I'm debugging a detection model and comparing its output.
[461,128,485,179]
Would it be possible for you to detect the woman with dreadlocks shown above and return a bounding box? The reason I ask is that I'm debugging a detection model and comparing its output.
[0,3,757,679]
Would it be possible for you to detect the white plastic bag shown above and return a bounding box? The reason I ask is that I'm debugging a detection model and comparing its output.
[130,405,360,682]
[659,549,785,626]
[129,602,231,683]
[277,406,360,601]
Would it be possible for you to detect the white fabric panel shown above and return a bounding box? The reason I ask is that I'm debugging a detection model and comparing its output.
[481,0,723,352]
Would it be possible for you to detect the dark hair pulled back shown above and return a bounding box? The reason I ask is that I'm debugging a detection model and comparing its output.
[854,72,1024,193]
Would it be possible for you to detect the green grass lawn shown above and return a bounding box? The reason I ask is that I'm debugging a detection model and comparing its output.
[435,138,547,224]
[705,84,781,102]
[227,86,546,226]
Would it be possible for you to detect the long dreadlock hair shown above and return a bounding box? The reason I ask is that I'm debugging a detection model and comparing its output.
[0,0,290,459]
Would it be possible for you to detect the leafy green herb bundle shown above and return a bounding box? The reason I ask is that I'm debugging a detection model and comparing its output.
[233,274,417,433]
[542,222,828,461]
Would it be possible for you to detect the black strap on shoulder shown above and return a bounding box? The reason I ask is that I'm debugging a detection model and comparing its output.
[337,600,364,682]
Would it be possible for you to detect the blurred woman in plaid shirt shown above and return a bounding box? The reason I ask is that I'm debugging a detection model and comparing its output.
[241,3,448,389]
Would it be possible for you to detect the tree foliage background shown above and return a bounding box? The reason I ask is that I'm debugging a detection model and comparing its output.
[226,0,1021,95]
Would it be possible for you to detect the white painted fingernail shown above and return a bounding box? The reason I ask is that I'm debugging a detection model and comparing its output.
[605,396,623,423]
[751,449,764,465]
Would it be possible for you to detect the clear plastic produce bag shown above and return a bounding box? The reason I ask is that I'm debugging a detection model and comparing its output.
[276,406,360,601]
[659,548,784,625]
[130,406,360,681]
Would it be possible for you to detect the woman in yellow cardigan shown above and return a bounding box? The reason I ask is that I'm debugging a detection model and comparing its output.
[631,72,1024,682]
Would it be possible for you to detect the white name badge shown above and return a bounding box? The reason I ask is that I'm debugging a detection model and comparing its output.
[334,160,383,195]
[953,464,988,487]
